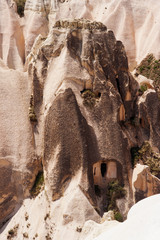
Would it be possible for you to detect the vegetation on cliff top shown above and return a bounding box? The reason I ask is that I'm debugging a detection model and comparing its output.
[131,141,160,178]
[136,54,160,97]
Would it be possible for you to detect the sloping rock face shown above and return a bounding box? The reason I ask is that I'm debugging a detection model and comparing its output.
[27,19,138,218]
[24,0,49,56]
[0,60,42,227]
[132,164,160,202]
[92,194,160,240]
[0,0,25,69]
[0,7,160,239]
[24,0,160,69]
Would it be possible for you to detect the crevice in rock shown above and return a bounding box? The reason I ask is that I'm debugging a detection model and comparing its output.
[30,170,44,198]
[116,77,121,95]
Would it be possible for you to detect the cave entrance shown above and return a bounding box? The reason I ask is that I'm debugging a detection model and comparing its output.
[93,160,122,189]
[101,163,107,177]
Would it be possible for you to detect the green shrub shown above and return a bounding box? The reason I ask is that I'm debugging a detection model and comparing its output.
[30,172,44,197]
[81,89,100,108]
[139,66,145,73]
[136,54,160,97]
[107,180,126,211]
[140,84,148,93]
[114,211,123,222]
[15,0,26,17]
[131,141,160,177]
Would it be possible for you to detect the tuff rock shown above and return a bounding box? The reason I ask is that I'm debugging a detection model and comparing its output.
[0,1,160,239]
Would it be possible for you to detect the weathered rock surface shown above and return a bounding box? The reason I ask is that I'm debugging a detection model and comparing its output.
[0,0,25,69]
[132,164,160,203]
[0,59,41,227]
[24,0,160,69]
[27,20,138,218]
[0,2,160,239]
[93,194,160,240]
[1,0,160,70]
[0,189,101,240]
[137,89,160,149]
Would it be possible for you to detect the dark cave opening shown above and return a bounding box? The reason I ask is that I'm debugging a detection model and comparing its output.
[101,163,107,177]
[116,77,121,94]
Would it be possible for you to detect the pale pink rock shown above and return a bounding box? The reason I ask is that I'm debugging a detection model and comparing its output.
[0,0,25,69]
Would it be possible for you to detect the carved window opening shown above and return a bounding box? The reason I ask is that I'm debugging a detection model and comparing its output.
[101,163,107,177]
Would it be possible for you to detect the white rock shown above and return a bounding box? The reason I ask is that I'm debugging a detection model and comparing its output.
[93,194,160,240]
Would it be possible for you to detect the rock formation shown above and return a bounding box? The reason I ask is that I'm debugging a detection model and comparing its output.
[0,59,42,228]
[24,0,160,69]
[89,194,160,240]
[0,0,160,239]
[0,0,25,69]
[132,164,160,203]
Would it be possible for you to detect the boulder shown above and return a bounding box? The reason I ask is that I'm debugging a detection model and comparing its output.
[132,164,160,202]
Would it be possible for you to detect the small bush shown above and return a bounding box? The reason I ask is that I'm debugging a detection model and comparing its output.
[15,0,26,17]
[30,172,44,197]
[29,95,37,122]
[139,84,148,94]
[130,146,140,168]
[25,212,29,221]
[8,229,14,237]
[7,225,19,239]
[81,89,100,108]
[136,54,160,97]
[23,232,29,238]
[114,211,123,222]
[44,213,50,221]
[131,141,160,177]
[106,180,126,211]
[45,233,52,240]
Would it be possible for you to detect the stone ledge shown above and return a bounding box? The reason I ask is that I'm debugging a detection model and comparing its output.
[53,19,107,31]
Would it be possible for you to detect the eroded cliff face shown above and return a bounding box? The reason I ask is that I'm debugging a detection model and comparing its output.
[2,0,160,70]
[24,0,160,69]
[0,1,160,239]
[0,59,42,228]
[27,19,135,212]
[0,0,25,69]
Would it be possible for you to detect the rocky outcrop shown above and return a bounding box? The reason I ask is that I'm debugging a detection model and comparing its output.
[137,89,160,149]
[24,0,160,69]
[0,60,41,227]
[0,8,160,239]
[26,20,139,220]
[132,164,160,202]
[24,0,49,56]
[91,194,160,240]
[1,0,160,70]
[0,0,25,69]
